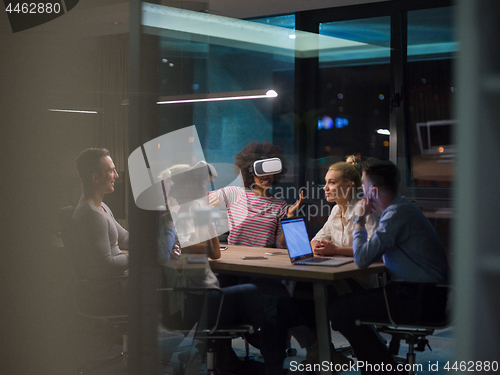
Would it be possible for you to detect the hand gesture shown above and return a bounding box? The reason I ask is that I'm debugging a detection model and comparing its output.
[287,190,304,218]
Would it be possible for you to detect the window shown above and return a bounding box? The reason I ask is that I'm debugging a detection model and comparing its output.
[406,7,457,188]
[316,16,391,180]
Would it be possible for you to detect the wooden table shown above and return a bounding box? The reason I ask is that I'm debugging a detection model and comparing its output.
[210,245,386,375]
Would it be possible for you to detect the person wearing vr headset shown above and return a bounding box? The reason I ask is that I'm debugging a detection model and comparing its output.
[158,161,316,374]
[208,141,303,249]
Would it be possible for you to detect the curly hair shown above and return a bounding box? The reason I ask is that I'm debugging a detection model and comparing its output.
[235,141,288,188]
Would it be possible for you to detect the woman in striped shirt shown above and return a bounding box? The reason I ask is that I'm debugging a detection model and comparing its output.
[209,141,302,249]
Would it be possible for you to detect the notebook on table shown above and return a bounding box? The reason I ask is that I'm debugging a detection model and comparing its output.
[281,217,354,267]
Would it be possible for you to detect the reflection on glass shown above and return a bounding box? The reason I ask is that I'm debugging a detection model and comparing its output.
[316,16,391,180]
[141,7,305,372]
[407,6,457,188]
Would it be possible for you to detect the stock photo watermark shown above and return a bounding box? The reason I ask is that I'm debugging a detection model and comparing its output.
[3,0,79,33]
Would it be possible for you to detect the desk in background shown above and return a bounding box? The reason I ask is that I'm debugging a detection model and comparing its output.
[210,245,386,375]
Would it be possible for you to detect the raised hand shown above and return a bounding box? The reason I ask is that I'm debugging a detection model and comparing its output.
[287,190,304,218]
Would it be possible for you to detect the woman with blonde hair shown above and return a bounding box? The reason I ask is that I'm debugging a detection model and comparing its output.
[311,155,378,258]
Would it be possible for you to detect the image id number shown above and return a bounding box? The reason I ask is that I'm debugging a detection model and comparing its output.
[444,361,498,372]
[5,3,61,14]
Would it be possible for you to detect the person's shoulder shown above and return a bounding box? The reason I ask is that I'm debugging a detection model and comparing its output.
[101,202,116,218]
[384,196,423,221]
[72,200,108,233]
[75,199,107,223]
[394,196,421,213]
[222,186,244,196]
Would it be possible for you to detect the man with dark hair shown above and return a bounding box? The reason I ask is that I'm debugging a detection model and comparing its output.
[75,148,110,186]
[328,158,449,374]
[66,148,128,314]
[361,157,400,195]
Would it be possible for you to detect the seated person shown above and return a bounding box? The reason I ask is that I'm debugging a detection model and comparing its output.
[310,155,379,293]
[329,158,449,375]
[292,156,378,366]
[208,141,302,249]
[67,148,129,314]
[159,162,316,374]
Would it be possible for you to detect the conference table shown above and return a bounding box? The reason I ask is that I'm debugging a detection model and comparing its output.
[209,245,386,375]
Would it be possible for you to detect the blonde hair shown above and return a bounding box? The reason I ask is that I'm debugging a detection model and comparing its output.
[328,155,362,193]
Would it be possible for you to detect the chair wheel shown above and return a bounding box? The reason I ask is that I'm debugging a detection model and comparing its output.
[286,347,297,356]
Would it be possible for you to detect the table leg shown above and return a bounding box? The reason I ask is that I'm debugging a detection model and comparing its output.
[313,281,333,375]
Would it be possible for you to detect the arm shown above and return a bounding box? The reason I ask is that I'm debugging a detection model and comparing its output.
[180,219,221,259]
[278,221,287,248]
[312,240,354,256]
[309,206,337,251]
[278,191,305,247]
[87,212,128,274]
[116,221,129,250]
[158,213,177,263]
[209,187,240,208]
[181,236,221,259]
[352,209,405,268]
[208,192,220,208]
[103,202,129,250]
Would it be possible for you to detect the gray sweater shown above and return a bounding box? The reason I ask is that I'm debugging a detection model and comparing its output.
[70,197,129,279]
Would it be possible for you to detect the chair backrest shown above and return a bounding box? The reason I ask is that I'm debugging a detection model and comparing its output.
[58,206,83,279]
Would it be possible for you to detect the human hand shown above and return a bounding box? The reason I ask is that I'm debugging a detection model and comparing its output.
[313,240,338,256]
[207,192,220,207]
[355,198,374,218]
[287,190,304,218]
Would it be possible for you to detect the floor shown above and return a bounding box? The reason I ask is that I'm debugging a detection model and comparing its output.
[157,325,455,375]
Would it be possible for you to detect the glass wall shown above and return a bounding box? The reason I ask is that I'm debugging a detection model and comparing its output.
[406,7,457,188]
[316,16,391,179]
[128,2,456,373]
[143,4,297,185]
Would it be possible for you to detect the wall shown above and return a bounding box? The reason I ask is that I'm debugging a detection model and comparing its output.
[0,6,124,374]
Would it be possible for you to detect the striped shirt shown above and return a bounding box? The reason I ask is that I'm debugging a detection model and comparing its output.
[215,186,288,248]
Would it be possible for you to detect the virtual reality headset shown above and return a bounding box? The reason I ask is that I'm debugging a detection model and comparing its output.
[249,157,282,176]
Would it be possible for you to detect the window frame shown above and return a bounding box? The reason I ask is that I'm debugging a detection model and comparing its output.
[293,0,454,209]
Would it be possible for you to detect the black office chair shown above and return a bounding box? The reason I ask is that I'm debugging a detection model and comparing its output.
[355,283,451,375]
[159,281,255,375]
[59,206,129,375]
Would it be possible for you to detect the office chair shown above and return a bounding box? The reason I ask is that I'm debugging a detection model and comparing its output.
[355,283,451,375]
[159,285,255,375]
[59,206,129,375]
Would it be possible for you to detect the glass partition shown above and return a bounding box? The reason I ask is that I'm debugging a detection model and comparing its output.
[316,16,391,179]
[143,3,297,182]
[128,2,456,372]
[406,6,457,188]
[137,4,382,372]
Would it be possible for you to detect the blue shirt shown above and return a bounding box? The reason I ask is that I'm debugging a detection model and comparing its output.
[353,195,449,284]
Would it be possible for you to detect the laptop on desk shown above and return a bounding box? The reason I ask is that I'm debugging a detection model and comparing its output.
[281,217,354,267]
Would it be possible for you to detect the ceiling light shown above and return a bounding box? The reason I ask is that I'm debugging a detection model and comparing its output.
[376,129,390,135]
[157,89,278,105]
[48,109,99,114]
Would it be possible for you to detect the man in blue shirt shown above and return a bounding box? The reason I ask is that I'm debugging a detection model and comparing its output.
[329,158,449,374]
